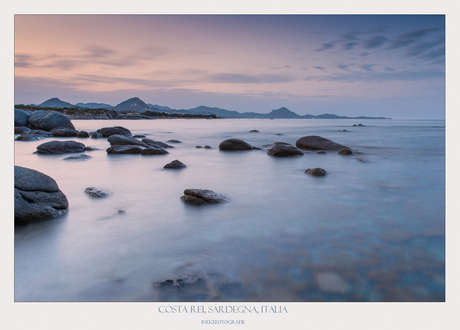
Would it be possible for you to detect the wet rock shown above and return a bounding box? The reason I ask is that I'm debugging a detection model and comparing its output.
[84,187,111,198]
[76,131,90,138]
[196,146,203,148]
[164,160,186,169]
[267,142,304,157]
[140,148,169,155]
[14,166,68,225]
[181,189,229,205]
[356,158,367,163]
[15,126,32,134]
[50,127,79,137]
[28,110,75,131]
[338,148,353,155]
[142,138,173,148]
[167,139,182,143]
[316,150,327,154]
[37,140,86,154]
[276,133,283,136]
[84,146,98,151]
[108,134,150,147]
[106,145,144,154]
[62,154,92,161]
[15,130,53,141]
[97,126,132,137]
[353,124,365,127]
[133,134,146,138]
[90,131,102,139]
[295,135,348,151]
[219,138,253,151]
[15,109,32,127]
[204,145,211,149]
[250,129,259,133]
[305,168,327,176]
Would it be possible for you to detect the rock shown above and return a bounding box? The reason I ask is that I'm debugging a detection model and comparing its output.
[267,142,304,157]
[37,140,86,154]
[353,124,365,127]
[142,138,173,148]
[316,150,327,154]
[140,148,169,155]
[62,154,92,161]
[15,130,53,141]
[106,145,144,154]
[167,139,182,143]
[164,160,186,169]
[15,109,32,127]
[84,146,97,151]
[15,126,32,134]
[76,131,90,138]
[295,135,348,151]
[250,130,259,133]
[305,168,327,176]
[14,166,68,225]
[356,158,367,163]
[97,126,132,137]
[84,187,111,198]
[338,148,353,155]
[50,127,79,137]
[276,133,283,135]
[219,138,253,151]
[28,110,75,131]
[108,134,150,147]
[204,145,211,149]
[133,134,146,138]
[196,146,203,148]
[181,189,229,205]
[90,131,102,139]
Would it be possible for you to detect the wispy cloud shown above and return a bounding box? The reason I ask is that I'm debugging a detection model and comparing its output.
[363,36,387,49]
[359,64,375,72]
[314,66,326,70]
[207,73,295,84]
[387,28,440,49]
[318,70,444,83]
[315,43,335,52]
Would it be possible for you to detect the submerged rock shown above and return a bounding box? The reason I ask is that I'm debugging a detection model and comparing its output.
[14,166,68,225]
[97,126,132,137]
[338,148,353,155]
[267,142,304,157]
[305,168,327,176]
[167,139,182,143]
[84,187,111,198]
[219,138,253,151]
[181,189,229,205]
[250,130,259,133]
[62,154,92,161]
[37,140,86,154]
[316,150,327,154]
[295,135,348,151]
[164,160,186,169]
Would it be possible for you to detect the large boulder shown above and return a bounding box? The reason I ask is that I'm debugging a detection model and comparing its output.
[295,135,348,151]
[50,127,79,137]
[142,138,174,148]
[28,110,75,131]
[36,140,86,154]
[181,189,229,205]
[107,134,150,147]
[14,166,68,225]
[106,145,145,154]
[97,126,132,137]
[141,148,169,155]
[267,142,304,157]
[219,138,253,151]
[15,109,32,127]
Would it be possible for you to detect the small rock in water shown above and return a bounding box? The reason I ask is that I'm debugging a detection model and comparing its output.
[204,145,211,149]
[181,189,229,205]
[219,138,253,151]
[90,131,102,139]
[250,130,259,133]
[356,158,368,163]
[167,139,182,143]
[338,148,353,155]
[316,150,327,154]
[305,168,327,176]
[118,210,126,214]
[84,187,112,198]
[164,160,186,169]
[62,154,92,162]
[196,146,203,148]
[133,134,146,138]
[76,131,90,138]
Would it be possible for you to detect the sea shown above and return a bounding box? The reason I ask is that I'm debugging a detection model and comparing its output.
[14,118,445,302]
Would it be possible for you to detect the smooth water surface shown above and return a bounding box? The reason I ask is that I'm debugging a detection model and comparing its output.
[14,119,445,302]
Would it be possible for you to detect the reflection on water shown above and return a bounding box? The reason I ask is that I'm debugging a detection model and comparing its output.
[14,119,445,301]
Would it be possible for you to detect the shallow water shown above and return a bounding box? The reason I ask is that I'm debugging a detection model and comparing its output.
[14,119,445,302]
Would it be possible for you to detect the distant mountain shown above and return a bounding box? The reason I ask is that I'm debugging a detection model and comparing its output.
[38,98,75,108]
[114,97,152,112]
[76,102,114,109]
[266,107,301,119]
[147,104,171,111]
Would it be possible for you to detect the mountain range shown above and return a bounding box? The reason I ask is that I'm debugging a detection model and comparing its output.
[33,97,389,119]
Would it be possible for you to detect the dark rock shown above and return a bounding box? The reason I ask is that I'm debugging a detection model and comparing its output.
[133,134,146,138]
[15,130,53,141]
[164,160,186,169]
[181,189,229,205]
[15,109,32,127]
[118,210,126,214]
[84,146,98,151]
[338,148,353,155]
[97,126,132,137]
[295,135,348,151]
[84,187,111,198]
[356,158,368,163]
[50,127,79,137]
[316,150,327,154]
[62,154,92,161]
[219,138,253,151]
[142,138,173,148]
[90,131,102,139]
[37,140,86,154]
[250,130,259,133]
[204,145,211,149]
[28,110,75,131]
[76,131,90,138]
[15,126,32,134]
[305,168,327,176]
[141,148,169,155]
[267,142,304,157]
[108,134,150,147]
[14,166,68,225]
[353,124,365,127]
[276,133,283,135]
[167,139,182,143]
[106,145,144,154]
[252,146,262,150]
[196,146,203,148]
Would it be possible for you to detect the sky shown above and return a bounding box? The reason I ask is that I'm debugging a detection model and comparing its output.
[14,15,445,119]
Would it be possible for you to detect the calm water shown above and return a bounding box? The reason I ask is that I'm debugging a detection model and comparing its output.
[14,119,445,302]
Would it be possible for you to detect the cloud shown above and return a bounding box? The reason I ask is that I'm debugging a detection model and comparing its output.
[315,43,335,52]
[15,54,33,68]
[421,47,445,61]
[318,70,444,83]
[337,64,350,71]
[359,64,375,72]
[314,66,326,71]
[207,73,295,84]
[388,28,440,49]
[363,36,387,49]
[344,42,358,50]
[406,38,444,57]
[84,46,116,59]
